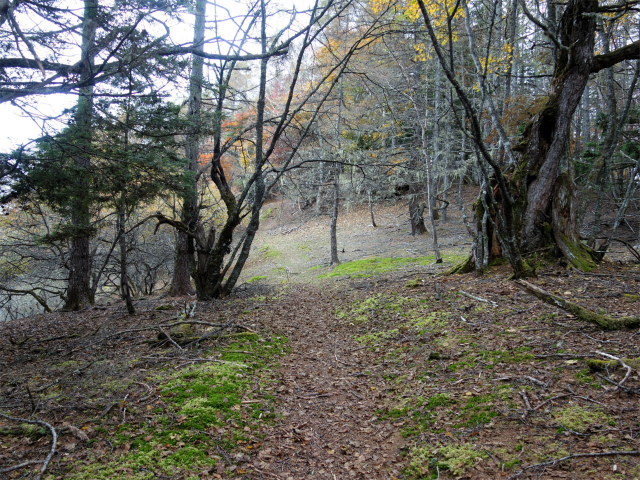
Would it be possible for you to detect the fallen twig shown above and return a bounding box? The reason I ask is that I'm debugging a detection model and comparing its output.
[459,290,498,307]
[495,376,548,388]
[535,353,595,359]
[34,361,96,392]
[532,393,571,411]
[506,449,640,479]
[81,402,118,424]
[595,350,633,391]
[0,412,57,480]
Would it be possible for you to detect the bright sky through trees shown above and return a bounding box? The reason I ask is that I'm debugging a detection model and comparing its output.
[0,0,307,150]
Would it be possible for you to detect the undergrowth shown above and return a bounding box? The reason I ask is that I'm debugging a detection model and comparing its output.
[63,332,289,480]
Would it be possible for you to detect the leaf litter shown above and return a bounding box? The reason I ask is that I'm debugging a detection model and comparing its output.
[1,197,640,479]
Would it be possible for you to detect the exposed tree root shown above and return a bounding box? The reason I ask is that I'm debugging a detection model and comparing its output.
[444,255,474,275]
[514,280,640,330]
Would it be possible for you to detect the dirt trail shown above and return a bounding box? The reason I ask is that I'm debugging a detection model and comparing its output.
[249,286,405,480]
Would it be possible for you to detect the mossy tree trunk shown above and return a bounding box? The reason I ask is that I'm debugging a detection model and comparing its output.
[442,0,640,274]
[514,0,598,268]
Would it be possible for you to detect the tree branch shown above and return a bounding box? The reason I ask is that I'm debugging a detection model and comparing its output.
[514,279,640,330]
[592,40,640,73]
[0,412,57,480]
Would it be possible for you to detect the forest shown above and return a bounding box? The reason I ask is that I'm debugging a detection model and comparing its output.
[1,0,640,478]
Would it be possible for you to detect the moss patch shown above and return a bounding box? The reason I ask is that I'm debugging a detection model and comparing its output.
[247,275,268,283]
[554,405,613,432]
[319,256,435,278]
[407,442,488,478]
[67,333,289,479]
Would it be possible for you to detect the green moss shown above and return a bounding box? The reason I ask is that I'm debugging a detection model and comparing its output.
[336,293,384,324]
[477,347,534,364]
[297,242,313,251]
[427,393,452,408]
[444,255,474,275]
[258,245,281,259]
[574,368,597,385]
[439,444,488,475]
[494,446,523,471]
[405,278,423,288]
[407,443,488,478]
[247,275,268,283]
[259,207,273,220]
[68,332,289,479]
[535,441,570,462]
[319,256,435,278]
[356,328,399,344]
[455,394,499,428]
[554,405,612,432]
[154,304,174,311]
[558,232,597,272]
[623,294,640,302]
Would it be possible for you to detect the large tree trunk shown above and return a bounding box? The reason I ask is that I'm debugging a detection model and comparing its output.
[518,0,598,262]
[171,0,206,296]
[63,0,98,311]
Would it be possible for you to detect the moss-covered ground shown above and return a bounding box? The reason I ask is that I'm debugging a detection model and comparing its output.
[64,332,288,480]
[331,267,640,479]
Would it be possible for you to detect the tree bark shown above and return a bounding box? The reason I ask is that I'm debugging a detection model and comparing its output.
[408,181,427,236]
[118,193,135,314]
[63,0,98,311]
[519,0,598,256]
[171,0,206,296]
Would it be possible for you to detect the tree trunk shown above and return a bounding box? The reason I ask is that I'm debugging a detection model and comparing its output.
[517,0,599,267]
[171,0,206,296]
[63,0,98,311]
[118,193,135,314]
[408,182,427,236]
[330,162,340,265]
[368,189,377,227]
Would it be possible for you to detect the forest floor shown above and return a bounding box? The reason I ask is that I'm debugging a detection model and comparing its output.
[1,194,640,480]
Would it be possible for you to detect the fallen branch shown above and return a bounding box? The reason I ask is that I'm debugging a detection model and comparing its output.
[0,284,52,312]
[495,375,548,387]
[595,351,634,391]
[184,319,237,347]
[157,326,184,351]
[0,412,57,480]
[507,449,640,479]
[459,290,498,307]
[586,357,640,371]
[532,393,571,411]
[514,280,640,329]
[0,460,43,474]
